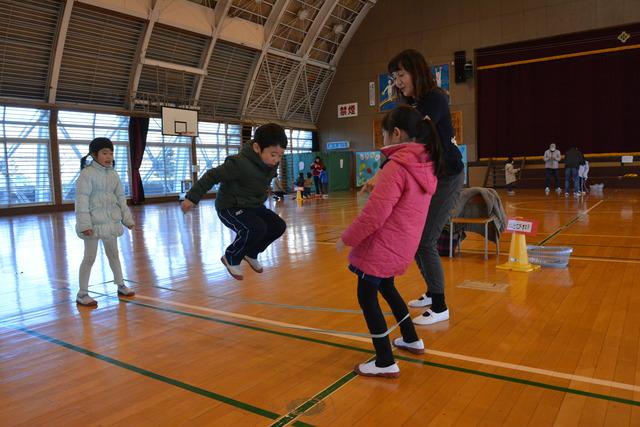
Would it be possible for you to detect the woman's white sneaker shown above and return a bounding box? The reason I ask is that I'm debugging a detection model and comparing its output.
[354,360,400,378]
[408,293,432,308]
[392,337,425,354]
[413,308,449,325]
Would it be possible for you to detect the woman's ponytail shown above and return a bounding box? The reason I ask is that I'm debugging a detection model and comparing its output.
[80,154,89,170]
[420,117,444,177]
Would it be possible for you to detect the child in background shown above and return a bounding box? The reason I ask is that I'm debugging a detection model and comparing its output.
[336,106,440,378]
[505,157,519,196]
[181,124,288,280]
[293,172,305,199]
[303,172,313,198]
[75,137,135,307]
[319,166,329,198]
[578,159,589,195]
[272,175,285,201]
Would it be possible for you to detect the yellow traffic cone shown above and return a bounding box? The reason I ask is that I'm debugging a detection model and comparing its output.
[497,233,540,272]
[296,188,303,206]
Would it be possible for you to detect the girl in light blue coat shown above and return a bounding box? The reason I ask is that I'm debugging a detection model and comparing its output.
[75,138,135,307]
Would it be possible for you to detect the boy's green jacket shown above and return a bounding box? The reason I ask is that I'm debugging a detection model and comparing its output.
[186,142,278,210]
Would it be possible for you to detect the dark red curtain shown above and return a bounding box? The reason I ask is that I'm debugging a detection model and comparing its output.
[476,23,640,158]
[128,117,149,204]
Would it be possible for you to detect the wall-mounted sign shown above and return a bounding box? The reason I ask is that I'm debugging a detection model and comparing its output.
[337,102,358,118]
[327,140,350,150]
[368,81,375,106]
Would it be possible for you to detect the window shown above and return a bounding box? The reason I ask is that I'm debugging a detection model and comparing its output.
[288,129,313,152]
[57,111,130,202]
[141,118,192,196]
[251,126,313,154]
[195,122,241,192]
[0,107,52,207]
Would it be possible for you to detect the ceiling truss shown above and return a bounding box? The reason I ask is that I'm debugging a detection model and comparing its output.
[0,0,376,125]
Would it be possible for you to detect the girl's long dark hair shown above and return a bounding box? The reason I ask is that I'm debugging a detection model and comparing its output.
[387,49,442,104]
[382,106,444,177]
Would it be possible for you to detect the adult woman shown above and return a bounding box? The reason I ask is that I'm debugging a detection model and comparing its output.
[311,156,324,195]
[365,49,464,325]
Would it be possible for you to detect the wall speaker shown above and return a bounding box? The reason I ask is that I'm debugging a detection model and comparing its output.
[454,50,466,83]
[464,60,473,80]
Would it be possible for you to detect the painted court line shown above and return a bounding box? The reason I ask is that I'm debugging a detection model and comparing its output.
[109,295,640,408]
[537,200,604,245]
[133,294,372,342]
[11,326,312,426]
[131,293,640,394]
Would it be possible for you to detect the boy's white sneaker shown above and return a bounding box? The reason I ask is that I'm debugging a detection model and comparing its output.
[556,187,562,194]
[413,308,449,325]
[392,337,425,354]
[76,293,97,307]
[117,284,135,296]
[243,256,263,273]
[221,256,243,280]
[354,360,400,378]
[544,187,550,195]
[408,293,432,308]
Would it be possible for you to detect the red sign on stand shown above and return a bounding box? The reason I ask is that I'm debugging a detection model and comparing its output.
[504,218,538,236]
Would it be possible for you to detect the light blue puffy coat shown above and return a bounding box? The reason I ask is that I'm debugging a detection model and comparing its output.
[75,161,134,239]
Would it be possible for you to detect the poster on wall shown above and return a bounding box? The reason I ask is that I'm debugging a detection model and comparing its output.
[432,64,450,104]
[355,151,381,187]
[451,110,463,146]
[378,73,397,112]
[458,144,468,185]
[431,64,449,91]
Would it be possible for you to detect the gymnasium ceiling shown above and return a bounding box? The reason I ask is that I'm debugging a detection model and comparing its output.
[0,0,376,127]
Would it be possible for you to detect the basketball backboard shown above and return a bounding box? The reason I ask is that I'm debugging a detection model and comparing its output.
[161,107,198,136]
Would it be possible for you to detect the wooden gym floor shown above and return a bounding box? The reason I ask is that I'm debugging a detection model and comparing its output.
[2,188,640,426]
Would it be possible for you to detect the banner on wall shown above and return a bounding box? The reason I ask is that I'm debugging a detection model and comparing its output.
[451,110,463,146]
[431,64,449,91]
[378,74,396,112]
[372,117,383,149]
[432,64,450,103]
[355,151,381,187]
[458,144,468,185]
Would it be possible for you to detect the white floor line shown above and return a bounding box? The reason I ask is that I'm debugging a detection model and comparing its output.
[133,294,372,343]
[581,199,604,215]
[133,294,640,393]
[571,256,640,264]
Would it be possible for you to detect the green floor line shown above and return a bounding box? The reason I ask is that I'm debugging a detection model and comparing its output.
[14,325,314,425]
[270,370,360,427]
[393,355,640,407]
[117,297,640,408]
[536,201,602,246]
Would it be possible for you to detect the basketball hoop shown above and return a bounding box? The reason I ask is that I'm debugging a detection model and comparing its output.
[176,131,196,137]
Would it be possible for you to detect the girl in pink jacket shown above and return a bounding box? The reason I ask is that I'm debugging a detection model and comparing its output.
[337,106,441,378]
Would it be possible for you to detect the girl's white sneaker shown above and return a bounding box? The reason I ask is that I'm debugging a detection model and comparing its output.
[117,284,135,296]
[354,360,400,378]
[76,293,97,307]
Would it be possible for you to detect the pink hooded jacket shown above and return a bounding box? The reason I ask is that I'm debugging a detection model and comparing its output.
[342,142,437,278]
